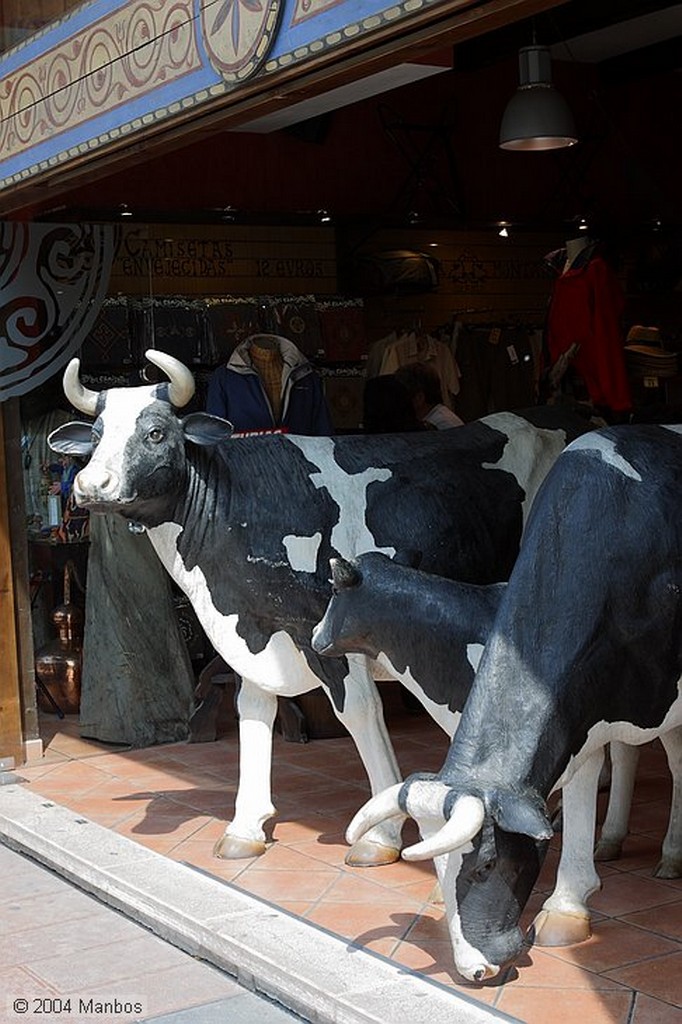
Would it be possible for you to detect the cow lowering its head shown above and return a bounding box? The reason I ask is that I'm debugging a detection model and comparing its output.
[346,424,682,981]
[50,350,591,866]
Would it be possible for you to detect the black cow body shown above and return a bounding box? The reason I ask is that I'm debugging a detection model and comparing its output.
[348,424,682,980]
[49,350,590,864]
[313,552,504,735]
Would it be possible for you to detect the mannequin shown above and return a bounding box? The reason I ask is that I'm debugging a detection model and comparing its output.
[563,235,591,274]
[249,335,284,424]
[545,237,631,417]
[207,332,333,435]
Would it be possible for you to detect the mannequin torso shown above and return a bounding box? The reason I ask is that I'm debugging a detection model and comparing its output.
[563,235,591,274]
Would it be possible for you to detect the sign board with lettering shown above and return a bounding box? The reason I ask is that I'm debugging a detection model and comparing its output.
[110,224,337,297]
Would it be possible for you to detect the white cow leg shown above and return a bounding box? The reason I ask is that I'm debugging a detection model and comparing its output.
[214,676,277,859]
[594,741,640,862]
[329,662,404,866]
[533,749,604,947]
[655,727,682,879]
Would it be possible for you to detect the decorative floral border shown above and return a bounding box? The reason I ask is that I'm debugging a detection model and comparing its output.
[0,0,444,192]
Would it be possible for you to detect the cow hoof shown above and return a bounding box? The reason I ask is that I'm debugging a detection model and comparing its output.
[345,838,401,867]
[594,838,623,862]
[428,881,444,904]
[213,834,267,859]
[531,909,592,947]
[653,857,682,880]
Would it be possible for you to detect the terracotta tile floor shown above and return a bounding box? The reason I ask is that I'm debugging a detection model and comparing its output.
[18,686,682,1024]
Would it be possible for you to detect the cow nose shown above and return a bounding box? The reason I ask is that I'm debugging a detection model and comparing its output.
[75,466,120,500]
[471,963,499,983]
[311,624,329,653]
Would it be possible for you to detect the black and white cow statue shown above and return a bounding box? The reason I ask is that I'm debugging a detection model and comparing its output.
[312,553,647,862]
[48,349,589,865]
[346,423,682,982]
[313,551,504,736]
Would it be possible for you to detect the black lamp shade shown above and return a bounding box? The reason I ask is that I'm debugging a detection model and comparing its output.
[499,45,578,151]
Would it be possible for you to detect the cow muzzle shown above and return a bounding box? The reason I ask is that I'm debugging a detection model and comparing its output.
[460,961,500,984]
[73,466,124,506]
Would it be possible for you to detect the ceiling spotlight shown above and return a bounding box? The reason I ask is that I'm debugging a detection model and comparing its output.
[118,203,133,218]
[318,208,331,224]
[498,222,510,238]
[221,206,237,222]
[408,210,421,225]
[499,44,578,152]
[578,217,589,232]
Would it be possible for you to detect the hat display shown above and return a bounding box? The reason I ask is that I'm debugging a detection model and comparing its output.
[624,324,678,379]
[626,325,661,345]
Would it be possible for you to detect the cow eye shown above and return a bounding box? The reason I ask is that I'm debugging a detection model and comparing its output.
[472,858,496,883]
[148,427,165,443]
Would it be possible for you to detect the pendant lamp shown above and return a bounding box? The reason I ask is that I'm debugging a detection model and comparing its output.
[499,45,577,151]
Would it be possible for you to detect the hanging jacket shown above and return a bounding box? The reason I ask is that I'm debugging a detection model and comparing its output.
[545,243,632,413]
[206,333,334,435]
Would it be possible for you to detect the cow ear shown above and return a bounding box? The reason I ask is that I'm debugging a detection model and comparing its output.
[48,422,93,456]
[181,413,234,446]
[490,789,553,841]
[330,556,361,589]
[392,548,422,569]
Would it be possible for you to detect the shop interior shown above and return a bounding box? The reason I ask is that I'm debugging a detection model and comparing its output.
[13,0,682,747]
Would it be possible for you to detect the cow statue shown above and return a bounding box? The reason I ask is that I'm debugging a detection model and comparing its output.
[313,551,504,736]
[346,424,682,981]
[312,553,652,863]
[48,349,590,866]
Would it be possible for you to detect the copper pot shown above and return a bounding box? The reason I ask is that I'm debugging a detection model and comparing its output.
[35,561,84,716]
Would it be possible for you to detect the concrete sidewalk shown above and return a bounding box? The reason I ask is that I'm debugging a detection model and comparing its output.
[1,841,304,1024]
[0,781,519,1024]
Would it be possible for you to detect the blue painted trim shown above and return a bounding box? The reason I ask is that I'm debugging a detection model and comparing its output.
[0,0,439,188]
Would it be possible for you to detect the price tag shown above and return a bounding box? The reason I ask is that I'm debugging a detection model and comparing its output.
[643,376,660,388]
[488,328,501,345]
[507,345,519,365]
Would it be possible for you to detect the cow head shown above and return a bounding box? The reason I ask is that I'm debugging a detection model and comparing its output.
[347,774,552,982]
[48,350,233,524]
[312,552,422,659]
[312,556,375,657]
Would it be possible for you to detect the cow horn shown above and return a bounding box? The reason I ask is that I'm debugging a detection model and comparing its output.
[402,794,485,861]
[145,349,195,408]
[346,783,406,845]
[63,358,98,416]
[331,556,361,589]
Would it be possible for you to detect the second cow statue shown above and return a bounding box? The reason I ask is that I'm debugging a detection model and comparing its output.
[345,423,682,982]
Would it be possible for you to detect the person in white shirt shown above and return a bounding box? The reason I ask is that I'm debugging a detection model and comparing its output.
[393,362,464,430]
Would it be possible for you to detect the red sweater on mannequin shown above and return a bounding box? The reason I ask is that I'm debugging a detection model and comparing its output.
[546,241,632,414]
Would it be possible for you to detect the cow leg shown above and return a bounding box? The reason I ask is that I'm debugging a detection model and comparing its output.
[532,749,604,947]
[326,662,404,866]
[655,727,682,879]
[594,741,640,862]
[214,676,277,859]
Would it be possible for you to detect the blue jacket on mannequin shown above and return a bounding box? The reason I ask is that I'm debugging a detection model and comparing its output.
[206,334,334,435]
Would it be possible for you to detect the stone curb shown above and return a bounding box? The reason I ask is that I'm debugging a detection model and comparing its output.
[0,784,519,1024]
